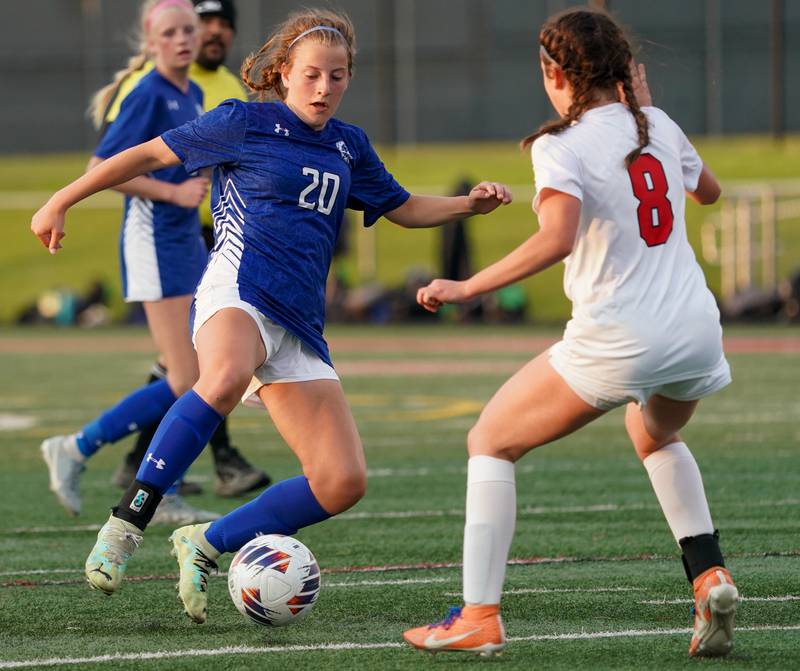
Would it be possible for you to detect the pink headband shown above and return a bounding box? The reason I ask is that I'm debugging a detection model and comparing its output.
[144,0,194,33]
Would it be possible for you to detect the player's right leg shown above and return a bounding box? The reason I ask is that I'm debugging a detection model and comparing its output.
[626,397,738,657]
[84,300,236,595]
[404,352,605,654]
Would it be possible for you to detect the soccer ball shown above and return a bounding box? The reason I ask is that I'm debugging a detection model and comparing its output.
[227,534,321,627]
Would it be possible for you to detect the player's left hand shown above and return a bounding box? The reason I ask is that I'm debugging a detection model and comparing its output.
[417,278,471,312]
[467,181,513,215]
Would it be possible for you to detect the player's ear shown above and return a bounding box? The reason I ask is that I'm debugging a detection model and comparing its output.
[553,66,567,89]
[280,63,290,89]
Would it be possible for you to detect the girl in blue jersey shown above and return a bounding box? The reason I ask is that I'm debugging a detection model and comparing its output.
[38,0,217,522]
[31,7,512,620]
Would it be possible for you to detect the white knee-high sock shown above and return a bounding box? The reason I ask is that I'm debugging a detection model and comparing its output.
[643,441,714,544]
[462,455,516,605]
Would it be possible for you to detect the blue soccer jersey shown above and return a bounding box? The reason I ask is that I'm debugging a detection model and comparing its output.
[162,99,410,365]
[95,69,208,301]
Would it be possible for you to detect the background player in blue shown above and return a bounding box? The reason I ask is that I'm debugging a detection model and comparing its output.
[30,8,512,618]
[39,0,218,524]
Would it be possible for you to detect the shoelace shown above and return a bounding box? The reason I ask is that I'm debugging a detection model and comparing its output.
[428,606,462,630]
[102,529,142,566]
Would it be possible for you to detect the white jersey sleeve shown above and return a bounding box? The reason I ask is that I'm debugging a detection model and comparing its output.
[531,133,584,212]
[678,128,703,192]
[644,106,703,192]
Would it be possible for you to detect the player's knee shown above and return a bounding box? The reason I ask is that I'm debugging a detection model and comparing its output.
[466,423,512,460]
[196,365,252,413]
[308,464,366,514]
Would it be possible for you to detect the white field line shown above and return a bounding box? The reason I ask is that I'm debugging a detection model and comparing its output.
[7,498,800,536]
[641,595,800,605]
[1,625,799,669]
[445,587,644,597]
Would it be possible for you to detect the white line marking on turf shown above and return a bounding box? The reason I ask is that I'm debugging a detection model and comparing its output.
[1,625,798,668]
[445,587,644,597]
[641,595,800,604]
[0,413,37,431]
[7,497,800,535]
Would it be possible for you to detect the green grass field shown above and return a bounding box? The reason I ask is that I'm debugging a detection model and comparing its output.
[2,135,800,324]
[0,325,798,669]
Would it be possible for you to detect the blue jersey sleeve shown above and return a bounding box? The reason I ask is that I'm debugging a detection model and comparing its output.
[347,129,410,227]
[161,99,247,172]
[94,90,161,159]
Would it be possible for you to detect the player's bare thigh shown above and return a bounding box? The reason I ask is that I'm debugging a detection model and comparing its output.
[143,295,198,395]
[625,395,699,461]
[194,307,267,414]
[468,351,605,462]
[257,379,366,515]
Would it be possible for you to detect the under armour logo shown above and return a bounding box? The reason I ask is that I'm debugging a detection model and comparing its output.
[167,100,180,111]
[146,453,166,470]
[336,140,353,165]
[275,123,290,137]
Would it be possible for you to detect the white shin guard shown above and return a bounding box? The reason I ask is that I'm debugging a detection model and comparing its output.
[462,455,516,605]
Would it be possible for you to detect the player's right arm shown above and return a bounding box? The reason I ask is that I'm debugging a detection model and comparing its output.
[31,138,180,254]
[86,155,209,209]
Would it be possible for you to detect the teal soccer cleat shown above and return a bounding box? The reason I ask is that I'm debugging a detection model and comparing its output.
[85,514,144,595]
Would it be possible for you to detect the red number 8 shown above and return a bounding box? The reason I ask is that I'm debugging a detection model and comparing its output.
[627,153,674,247]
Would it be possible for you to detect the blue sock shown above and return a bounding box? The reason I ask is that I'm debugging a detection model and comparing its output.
[205,476,331,553]
[75,379,177,458]
[135,390,223,492]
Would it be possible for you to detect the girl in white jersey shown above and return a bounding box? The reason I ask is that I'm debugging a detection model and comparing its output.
[404,8,738,659]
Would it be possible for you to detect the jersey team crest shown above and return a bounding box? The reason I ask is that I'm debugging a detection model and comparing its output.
[336,140,353,165]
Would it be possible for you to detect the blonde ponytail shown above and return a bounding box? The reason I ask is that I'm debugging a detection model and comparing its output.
[88,52,149,129]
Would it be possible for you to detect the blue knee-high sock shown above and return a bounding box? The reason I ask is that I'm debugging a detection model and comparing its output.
[135,390,223,493]
[205,476,331,553]
[76,379,177,458]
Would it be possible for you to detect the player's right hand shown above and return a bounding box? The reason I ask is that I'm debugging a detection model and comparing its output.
[417,279,471,313]
[172,176,210,208]
[31,202,66,255]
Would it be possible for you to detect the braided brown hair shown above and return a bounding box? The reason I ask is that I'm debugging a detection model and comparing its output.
[521,8,648,168]
[241,9,356,101]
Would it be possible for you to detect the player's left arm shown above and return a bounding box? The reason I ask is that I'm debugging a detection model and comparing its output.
[417,189,578,311]
[384,181,512,229]
[687,164,721,205]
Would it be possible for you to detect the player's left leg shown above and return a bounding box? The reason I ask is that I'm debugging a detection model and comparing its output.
[404,352,605,655]
[626,397,738,657]
[174,378,364,623]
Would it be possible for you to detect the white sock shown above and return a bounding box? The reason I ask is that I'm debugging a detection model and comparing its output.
[643,441,714,544]
[462,455,515,605]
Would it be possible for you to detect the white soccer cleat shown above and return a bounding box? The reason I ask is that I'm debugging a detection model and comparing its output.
[150,494,221,526]
[85,514,144,595]
[41,434,85,516]
[170,522,219,624]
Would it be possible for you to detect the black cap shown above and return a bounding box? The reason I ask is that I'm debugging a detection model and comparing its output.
[193,0,236,31]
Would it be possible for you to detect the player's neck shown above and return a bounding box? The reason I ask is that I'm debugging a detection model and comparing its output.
[155,64,191,94]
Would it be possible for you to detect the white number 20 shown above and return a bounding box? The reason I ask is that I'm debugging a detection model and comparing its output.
[298,167,340,215]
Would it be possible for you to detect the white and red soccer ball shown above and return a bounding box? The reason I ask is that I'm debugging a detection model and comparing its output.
[227,534,321,627]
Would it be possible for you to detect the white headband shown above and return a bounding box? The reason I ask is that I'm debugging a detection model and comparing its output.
[288,25,345,50]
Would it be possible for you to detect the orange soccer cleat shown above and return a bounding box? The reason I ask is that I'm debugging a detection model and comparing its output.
[688,566,739,657]
[403,605,506,656]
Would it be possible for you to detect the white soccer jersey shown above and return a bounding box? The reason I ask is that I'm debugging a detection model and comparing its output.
[532,103,726,388]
